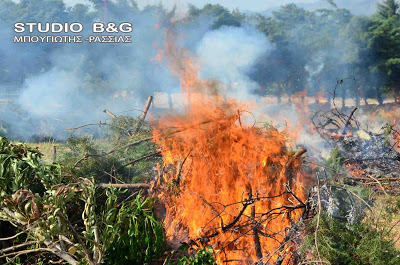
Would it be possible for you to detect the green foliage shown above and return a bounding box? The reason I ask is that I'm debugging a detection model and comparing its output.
[176,247,216,265]
[377,0,400,19]
[103,192,165,264]
[326,147,344,172]
[108,116,160,183]
[0,137,62,194]
[1,0,400,106]
[57,135,127,183]
[67,134,97,154]
[381,195,400,215]
[368,195,400,235]
[57,121,160,183]
[165,246,216,265]
[383,123,393,146]
[0,136,166,264]
[187,4,243,29]
[108,115,136,140]
[302,211,400,265]
[368,1,400,96]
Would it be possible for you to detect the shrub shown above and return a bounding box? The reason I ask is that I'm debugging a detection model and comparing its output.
[302,211,400,265]
[0,136,166,264]
[103,194,165,265]
[165,246,216,265]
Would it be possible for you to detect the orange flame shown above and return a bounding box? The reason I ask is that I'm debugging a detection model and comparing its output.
[152,26,309,264]
[344,162,365,179]
[150,49,164,65]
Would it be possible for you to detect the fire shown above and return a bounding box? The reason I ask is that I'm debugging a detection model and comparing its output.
[367,109,400,152]
[292,88,307,104]
[344,162,365,179]
[314,91,328,105]
[151,40,164,65]
[153,100,308,264]
[150,49,164,65]
[152,26,309,264]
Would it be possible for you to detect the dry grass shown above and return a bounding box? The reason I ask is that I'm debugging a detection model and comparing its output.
[25,141,69,164]
[364,195,400,249]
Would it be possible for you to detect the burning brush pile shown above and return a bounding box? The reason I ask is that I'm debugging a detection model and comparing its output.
[148,30,313,264]
[152,99,311,264]
[2,10,400,265]
[146,27,400,263]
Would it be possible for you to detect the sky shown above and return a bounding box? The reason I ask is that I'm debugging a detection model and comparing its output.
[63,0,382,15]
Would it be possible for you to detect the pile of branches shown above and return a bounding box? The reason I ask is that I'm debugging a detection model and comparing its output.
[0,137,164,265]
[157,148,315,265]
[312,105,400,194]
[192,187,313,265]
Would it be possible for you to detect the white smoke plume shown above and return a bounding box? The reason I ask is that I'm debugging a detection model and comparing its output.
[196,26,271,100]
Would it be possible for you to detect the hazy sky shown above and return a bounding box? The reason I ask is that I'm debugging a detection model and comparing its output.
[135,0,319,10]
[64,0,381,15]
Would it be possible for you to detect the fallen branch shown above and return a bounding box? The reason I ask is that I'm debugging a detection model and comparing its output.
[134,96,153,135]
[0,241,38,254]
[273,218,305,265]
[105,120,214,157]
[222,187,253,232]
[341,106,358,135]
[1,208,78,265]
[287,148,307,168]
[96,183,150,190]
[103,109,117,119]
[58,213,96,265]
[0,231,26,241]
[251,205,263,264]
[104,137,153,156]
[0,248,51,260]
[366,174,388,196]
[73,154,102,168]
[121,150,162,167]
[66,122,107,131]
[176,150,192,185]
[285,148,307,180]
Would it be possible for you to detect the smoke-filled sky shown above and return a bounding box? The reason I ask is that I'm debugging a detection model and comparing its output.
[0,0,389,141]
[63,0,382,15]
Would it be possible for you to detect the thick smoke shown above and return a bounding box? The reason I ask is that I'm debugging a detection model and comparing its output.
[19,69,82,118]
[196,26,271,99]
[124,0,381,16]
[0,0,385,143]
[1,5,180,139]
[2,4,272,140]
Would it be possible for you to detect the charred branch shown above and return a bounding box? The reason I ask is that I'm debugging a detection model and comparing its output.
[286,148,307,169]
[222,187,253,232]
[341,106,358,135]
[251,205,263,264]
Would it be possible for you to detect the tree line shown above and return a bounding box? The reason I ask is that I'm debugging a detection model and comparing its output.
[0,0,399,105]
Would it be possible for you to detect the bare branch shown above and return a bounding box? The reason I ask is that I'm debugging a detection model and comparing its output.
[103,109,117,119]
